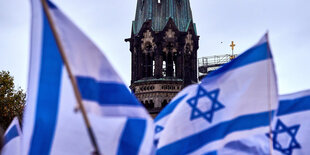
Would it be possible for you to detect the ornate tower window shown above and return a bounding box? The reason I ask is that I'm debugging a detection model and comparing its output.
[163,29,178,77]
[141,30,155,78]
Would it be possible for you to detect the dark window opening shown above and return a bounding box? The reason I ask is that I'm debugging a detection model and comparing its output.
[162,100,168,108]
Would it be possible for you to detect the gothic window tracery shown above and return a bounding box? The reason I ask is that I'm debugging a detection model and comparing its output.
[162,29,179,77]
[141,30,155,78]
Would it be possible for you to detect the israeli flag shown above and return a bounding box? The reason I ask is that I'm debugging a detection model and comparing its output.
[268,89,310,155]
[155,34,278,154]
[23,0,154,154]
[1,117,22,155]
[210,89,310,155]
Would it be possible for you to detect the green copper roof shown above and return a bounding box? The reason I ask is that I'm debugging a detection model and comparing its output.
[132,0,196,35]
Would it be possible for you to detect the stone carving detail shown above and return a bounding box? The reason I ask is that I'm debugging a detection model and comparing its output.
[132,83,183,109]
[163,29,177,53]
[165,29,175,39]
[185,32,194,53]
[141,30,155,53]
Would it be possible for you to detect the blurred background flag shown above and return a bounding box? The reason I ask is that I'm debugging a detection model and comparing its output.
[155,33,278,154]
[205,89,310,155]
[22,0,154,154]
[268,89,310,155]
[1,117,22,155]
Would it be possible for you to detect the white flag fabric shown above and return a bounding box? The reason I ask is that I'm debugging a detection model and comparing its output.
[154,34,278,154]
[47,1,147,118]
[1,117,22,155]
[23,0,154,154]
[208,89,310,155]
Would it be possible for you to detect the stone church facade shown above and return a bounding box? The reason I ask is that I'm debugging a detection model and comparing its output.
[126,0,199,116]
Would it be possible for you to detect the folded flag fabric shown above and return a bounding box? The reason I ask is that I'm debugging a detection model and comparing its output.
[1,117,22,155]
[155,33,278,155]
[214,134,270,155]
[22,0,154,154]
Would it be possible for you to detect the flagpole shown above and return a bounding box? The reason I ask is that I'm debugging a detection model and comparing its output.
[41,0,101,154]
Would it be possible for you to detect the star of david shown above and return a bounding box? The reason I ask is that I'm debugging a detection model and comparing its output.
[266,119,301,155]
[187,85,224,123]
[155,125,164,134]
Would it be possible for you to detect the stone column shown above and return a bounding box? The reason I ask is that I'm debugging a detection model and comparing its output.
[166,52,173,77]
[155,54,163,78]
[137,48,143,80]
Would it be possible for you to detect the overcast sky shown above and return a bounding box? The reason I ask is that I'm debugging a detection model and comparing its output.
[0,0,309,94]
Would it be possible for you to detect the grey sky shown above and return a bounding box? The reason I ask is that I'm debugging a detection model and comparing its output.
[0,0,309,94]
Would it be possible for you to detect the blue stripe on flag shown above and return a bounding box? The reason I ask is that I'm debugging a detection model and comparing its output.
[203,151,218,155]
[204,42,271,79]
[3,125,19,145]
[29,10,63,155]
[155,94,187,122]
[117,119,147,155]
[156,111,274,155]
[277,95,310,116]
[76,76,141,106]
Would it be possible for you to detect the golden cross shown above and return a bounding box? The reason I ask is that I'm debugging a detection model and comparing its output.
[230,41,236,52]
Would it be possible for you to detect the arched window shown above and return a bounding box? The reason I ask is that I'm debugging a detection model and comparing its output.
[141,101,146,108]
[162,100,168,108]
[153,60,155,76]
[150,100,154,109]
[162,61,166,77]
[145,100,150,109]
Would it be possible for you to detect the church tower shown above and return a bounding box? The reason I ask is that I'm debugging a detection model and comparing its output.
[126,0,199,116]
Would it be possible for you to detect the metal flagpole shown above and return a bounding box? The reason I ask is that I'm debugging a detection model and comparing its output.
[40,0,101,154]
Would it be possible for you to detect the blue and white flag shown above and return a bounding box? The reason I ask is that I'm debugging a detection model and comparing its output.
[1,117,22,155]
[268,89,310,155]
[211,89,310,155]
[155,34,278,154]
[22,0,154,154]
[47,2,147,118]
